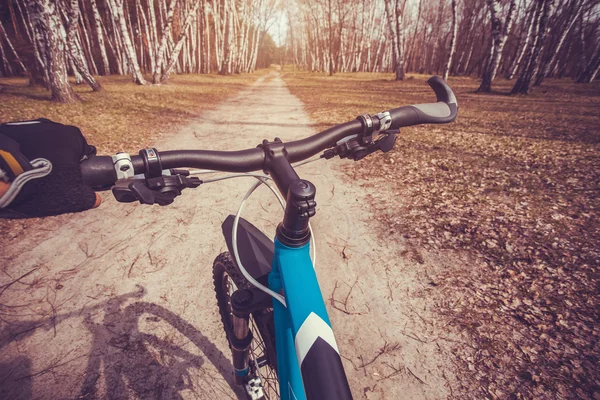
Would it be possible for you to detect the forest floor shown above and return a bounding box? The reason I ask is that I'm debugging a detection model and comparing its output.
[282,70,600,399]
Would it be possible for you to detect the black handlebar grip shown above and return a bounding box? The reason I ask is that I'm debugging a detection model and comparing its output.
[81,155,117,188]
[388,76,458,129]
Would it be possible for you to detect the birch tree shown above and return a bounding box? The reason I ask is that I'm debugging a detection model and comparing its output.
[478,0,516,92]
[24,0,79,102]
[444,0,458,81]
[107,0,147,84]
[535,0,582,85]
[384,0,406,80]
[512,0,555,94]
[577,41,600,83]
[506,3,537,79]
[0,21,27,75]
[161,0,202,82]
[67,0,102,91]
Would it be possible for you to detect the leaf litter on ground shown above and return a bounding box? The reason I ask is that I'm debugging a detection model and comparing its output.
[283,71,600,399]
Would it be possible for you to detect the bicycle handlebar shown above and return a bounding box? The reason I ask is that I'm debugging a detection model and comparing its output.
[81,76,457,188]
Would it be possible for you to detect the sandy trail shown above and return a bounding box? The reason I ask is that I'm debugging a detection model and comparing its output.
[1,72,454,399]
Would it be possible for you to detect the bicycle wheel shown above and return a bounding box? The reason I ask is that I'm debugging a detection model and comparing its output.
[213,252,279,399]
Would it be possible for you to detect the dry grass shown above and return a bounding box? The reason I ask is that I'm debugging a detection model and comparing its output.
[0,71,267,153]
[282,71,600,399]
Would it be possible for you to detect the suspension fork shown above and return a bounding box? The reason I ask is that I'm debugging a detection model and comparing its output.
[230,287,273,384]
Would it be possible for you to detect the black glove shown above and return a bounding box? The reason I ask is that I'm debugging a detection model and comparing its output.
[0,119,99,218]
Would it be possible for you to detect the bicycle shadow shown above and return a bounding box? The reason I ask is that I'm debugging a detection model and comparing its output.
[0,287,241,400]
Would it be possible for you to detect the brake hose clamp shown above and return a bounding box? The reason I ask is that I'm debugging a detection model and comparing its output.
[375,111,392,132]
[140,148,162,179]
[112,153,134,180]
[357,113,373,133]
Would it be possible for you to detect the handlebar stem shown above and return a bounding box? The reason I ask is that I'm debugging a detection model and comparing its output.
[259,138,316,248]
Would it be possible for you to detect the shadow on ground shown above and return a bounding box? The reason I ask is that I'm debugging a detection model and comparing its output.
[0,287,238,400]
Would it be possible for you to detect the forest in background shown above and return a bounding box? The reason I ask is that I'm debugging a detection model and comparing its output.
[0,0,599,103]
[287,0,600,92]
[0,0,279,102]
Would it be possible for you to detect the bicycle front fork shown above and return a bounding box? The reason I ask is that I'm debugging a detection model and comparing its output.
[230,286,273,383]
[231,289,253,384]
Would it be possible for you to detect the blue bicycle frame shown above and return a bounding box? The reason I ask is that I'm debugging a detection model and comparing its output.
[268,239,352,400]
[221,215,352,399]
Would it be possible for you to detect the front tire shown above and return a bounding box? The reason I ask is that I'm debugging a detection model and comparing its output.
[213,252,279,399]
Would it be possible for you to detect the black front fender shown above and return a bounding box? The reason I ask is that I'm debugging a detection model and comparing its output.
[221,215,274,286]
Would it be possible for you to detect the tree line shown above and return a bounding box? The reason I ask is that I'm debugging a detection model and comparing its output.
[0,0,277,102]
[0,0,598,103]
[285,0,600,93]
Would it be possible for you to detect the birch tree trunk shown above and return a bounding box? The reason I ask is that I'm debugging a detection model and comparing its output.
[18,0,48,85]
[384,0,405,80]
[535,0,581,85]
[25,0,79,102]
[67,0,102,91]
[136,0,154,72]
[577,40,600,83]
[506,4,537,79]
[153,0,177,83]
[0,34,13,76]
[161,0,202,82]
[78,2,99,75]
[327,0,334,75]
[147,0,160,71]
[220,0,234,75]
[89,0,110,75]
[107,0,146,84]
[478,0,516,92]
[444,0,458,81]
[512,0,554,94]
[203,1,211,73]
[0,21,27,73]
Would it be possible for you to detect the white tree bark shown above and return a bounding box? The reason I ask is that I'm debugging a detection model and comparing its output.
[153,0,177,83]
[512,0,554,94]
[107,0,147,84]
[384,0,405,80]
[0,22,27,73]
[444,0,458,81]
[67,0,102,91]
[478,0,516,92]
[161,0,202,82]
[536,0,582,85]
[25,0,79,102]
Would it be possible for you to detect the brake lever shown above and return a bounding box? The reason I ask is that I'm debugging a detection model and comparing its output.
[350,131,397,161]
[112,174,202,205]
[322,130,398,161]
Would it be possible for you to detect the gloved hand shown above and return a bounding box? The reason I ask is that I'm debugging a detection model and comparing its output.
[0,119,101,218]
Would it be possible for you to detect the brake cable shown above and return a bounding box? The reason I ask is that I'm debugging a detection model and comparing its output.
[190,156,323,307]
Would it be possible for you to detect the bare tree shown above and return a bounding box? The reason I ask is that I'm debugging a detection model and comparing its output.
[0,21,27,75]
[161,0,202,82]
[384,0,406,80]
[506,2,537,79]
[444,0,458,81]
[512,0,555,94]
[577,40,600,83]
[66,0,102,91]
[478,0,516,92]
[24,0,79,102]
[107,0,147,84]
[535,0,582,85]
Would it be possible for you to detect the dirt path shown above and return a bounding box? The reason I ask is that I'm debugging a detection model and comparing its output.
[1,72,455,399]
